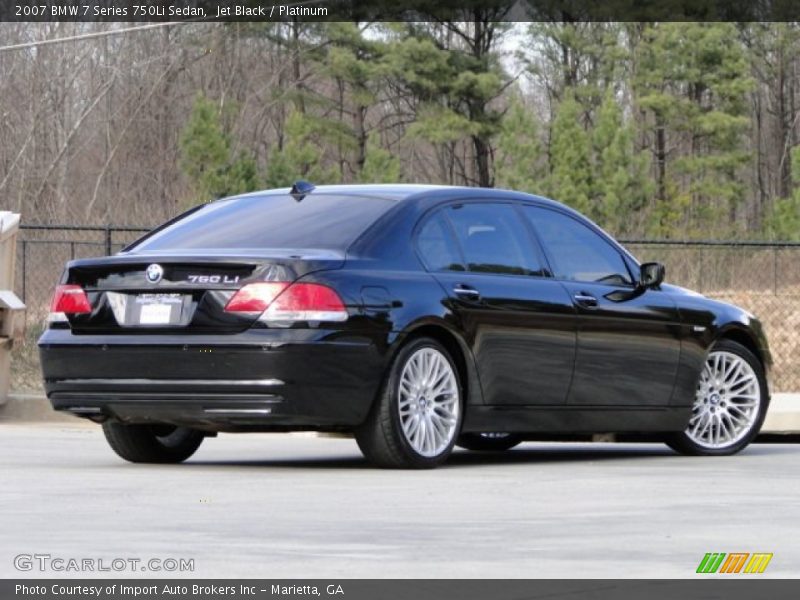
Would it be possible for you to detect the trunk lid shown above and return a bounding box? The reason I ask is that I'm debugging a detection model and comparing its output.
[61,249,344,333]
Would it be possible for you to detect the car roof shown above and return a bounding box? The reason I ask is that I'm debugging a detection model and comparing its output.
[231,183,567,211]
[264,184,634,267]
[233,183,451,202]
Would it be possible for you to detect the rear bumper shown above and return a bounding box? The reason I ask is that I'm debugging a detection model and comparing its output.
[39,328,387,431]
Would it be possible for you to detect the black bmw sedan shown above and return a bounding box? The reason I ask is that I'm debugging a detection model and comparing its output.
[39,183,771,468]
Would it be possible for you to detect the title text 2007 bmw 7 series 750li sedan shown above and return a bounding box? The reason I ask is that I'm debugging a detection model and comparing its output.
[38,183,771,468]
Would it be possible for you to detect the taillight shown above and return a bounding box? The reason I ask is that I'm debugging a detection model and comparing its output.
[263,283,348,322]
[224,282,348,323]
[49,284,92,322]
[223,282,289,313]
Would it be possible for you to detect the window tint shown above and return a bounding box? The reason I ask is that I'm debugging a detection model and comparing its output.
[129,194,395,252]
[524,207,632,285]
[416,213,464,272]
[445,203,546,277]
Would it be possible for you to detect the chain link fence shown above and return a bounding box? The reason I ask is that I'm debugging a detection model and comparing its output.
[12,225,149,391]
[627,240,800,394]
[8,226,800,393]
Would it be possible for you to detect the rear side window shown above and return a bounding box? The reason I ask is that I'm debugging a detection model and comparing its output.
[416,213,465,272]
[128,194,395,252]
[524,206,632,285]
[445,203,546,277]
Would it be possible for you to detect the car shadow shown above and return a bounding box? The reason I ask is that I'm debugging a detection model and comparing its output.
[179,442,725,471]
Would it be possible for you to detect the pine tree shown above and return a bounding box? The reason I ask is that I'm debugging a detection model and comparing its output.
[320,22,388,180]
[358,133,401,183]
[548,94,592,214]
[179,95,259,204]
[265,110,338,188]
[635,23,752,236]
[592,90,652,234]
[387,19,511,186]
[765,146,800,240]
[179,95,231,199]
[494,94,545,194]
[525,22,626,114]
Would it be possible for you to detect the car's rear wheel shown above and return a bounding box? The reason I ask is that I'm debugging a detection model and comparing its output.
[666,340,768,456]
[457,432,522,452]
[355,337,463,468]
[102,422,205,464]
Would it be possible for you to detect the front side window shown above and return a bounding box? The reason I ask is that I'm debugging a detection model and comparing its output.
[445,203,546,277]
[524,207,632,285]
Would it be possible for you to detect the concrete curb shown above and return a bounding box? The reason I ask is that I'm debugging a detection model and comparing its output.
[0,392,75,423]
[2,391,799,433]
[762,393,800,433]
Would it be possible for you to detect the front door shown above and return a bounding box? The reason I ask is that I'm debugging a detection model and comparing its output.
[522,205,682,407]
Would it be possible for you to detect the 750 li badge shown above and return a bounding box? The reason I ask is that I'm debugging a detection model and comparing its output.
[186,275,240,284]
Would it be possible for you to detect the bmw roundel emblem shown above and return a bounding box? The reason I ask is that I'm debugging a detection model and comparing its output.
[145,264,163,284]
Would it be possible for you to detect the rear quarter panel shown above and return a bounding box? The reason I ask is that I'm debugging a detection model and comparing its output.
[304,263,485,408]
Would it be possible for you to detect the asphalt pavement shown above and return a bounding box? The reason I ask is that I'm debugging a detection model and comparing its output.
[1,423,798,578]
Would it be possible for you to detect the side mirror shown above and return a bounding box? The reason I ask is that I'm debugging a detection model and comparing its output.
[639,262,665,289]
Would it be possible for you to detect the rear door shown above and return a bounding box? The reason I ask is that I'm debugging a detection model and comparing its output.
[522,205,682,407]
[417,202,577,406]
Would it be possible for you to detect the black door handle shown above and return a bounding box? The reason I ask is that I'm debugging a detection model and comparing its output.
[574,292,598,308]
[453,285,481,300]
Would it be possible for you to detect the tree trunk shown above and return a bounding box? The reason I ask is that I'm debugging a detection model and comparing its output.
[355,105,367,176]
[291,19,305,115]
[655,116,667,201]
[778,43,791,199]
[472,134,492,188]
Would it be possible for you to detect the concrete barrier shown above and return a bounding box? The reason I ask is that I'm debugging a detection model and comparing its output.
[0,211,26,406]
[0,393,76,423]
[762,393,800,433]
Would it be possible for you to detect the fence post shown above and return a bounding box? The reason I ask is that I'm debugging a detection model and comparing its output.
[699,248,705,293]
[21,240,26,303]
[774,247,778,295]
[104,226,112,256]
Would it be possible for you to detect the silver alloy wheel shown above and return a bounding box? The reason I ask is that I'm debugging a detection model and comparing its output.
[397,347,460,457]
[686,350,761,449]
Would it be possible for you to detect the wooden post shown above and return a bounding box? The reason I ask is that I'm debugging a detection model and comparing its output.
[0,211,25,405]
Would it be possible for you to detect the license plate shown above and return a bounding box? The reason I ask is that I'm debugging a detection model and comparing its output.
[139,303,173,325]
[135,293,183,326]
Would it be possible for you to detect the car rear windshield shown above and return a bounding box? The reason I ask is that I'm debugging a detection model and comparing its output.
[127,193,396,252]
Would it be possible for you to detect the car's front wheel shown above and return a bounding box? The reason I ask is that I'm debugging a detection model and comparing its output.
[666,339,769,456]
[102,422,205,464]
[356,337,463,468]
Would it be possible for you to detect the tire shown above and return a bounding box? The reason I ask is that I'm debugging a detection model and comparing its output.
[355,337,463,468]
[102,422,205,464]
[457,432,522,452]
[666,339,769,456]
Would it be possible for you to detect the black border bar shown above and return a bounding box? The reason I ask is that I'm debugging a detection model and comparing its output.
[3,580,800,600]
[4,0,800,23]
